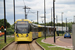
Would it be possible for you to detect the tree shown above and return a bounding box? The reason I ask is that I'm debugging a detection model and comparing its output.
[0,19,10,32]
[0,19,10,28]
[33,22,38,24]
[67,22,72,32]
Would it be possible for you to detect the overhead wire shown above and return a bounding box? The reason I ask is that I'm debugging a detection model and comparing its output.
[22,0,35,16]
[23,0,30,15]
[23,0,25,6]
[27,10,37,15]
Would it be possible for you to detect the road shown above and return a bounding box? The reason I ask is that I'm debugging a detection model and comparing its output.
[59,36,72,44]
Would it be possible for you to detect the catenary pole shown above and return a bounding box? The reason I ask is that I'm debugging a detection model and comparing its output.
[13,0,15,32]
[44,0,46,39]
[4,0,6,43]
[53,0,55,43]
[24,6,27,19]
[37,11,38,24]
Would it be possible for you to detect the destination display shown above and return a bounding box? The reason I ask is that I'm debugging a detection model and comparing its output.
[17,21,28,24]
[17,24,28,27]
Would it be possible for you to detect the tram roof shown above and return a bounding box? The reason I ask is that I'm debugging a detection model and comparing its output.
[15,19,32,23]
[32,23,42,27]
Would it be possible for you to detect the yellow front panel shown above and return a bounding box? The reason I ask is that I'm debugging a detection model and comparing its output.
[38,32,42,37]
[14,32,32,42]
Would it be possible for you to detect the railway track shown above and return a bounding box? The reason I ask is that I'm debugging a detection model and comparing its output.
[2,40,43,50]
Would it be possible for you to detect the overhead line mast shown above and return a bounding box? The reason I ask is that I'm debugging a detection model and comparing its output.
[22,0,31,19]
[4,0,6,43]
[13,0,15,32]
[44,0,46,39]
[53,0,55,43]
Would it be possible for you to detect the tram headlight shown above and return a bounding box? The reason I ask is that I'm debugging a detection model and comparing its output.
[16,34,19,37]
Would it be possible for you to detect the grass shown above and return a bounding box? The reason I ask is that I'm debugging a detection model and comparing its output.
[49,47,70,50]
[0,35,4,40]
[55,32,65,36]
[37,37,54,50]
[0,37,14,50]
[36,37,70,50]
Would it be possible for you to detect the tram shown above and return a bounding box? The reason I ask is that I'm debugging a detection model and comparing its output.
[14,19,32,42]
[14,19,54,42]
[37,25,42,37]
[14,19,42,42]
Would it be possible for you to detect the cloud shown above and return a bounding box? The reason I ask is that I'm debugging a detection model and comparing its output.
[56,0,75,4]
[0,0,75,25]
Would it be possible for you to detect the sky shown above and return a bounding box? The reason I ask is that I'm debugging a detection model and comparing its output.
[0,0,75,25]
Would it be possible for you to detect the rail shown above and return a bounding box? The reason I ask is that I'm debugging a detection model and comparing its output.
[2,40,44,50]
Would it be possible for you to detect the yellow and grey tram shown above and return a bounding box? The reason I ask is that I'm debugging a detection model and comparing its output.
[14,19,32,42]
[14,19,54,42]
[37,25,42,37]
[14,19,42,42]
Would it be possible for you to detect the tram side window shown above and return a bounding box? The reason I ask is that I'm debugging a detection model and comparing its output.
[30,24,34,32]
[42,27,47,32]
[29,24,32,32]
[34,28,36,32]
[33,27,38,32]
[38,27,43,32]
[36,27,38,32]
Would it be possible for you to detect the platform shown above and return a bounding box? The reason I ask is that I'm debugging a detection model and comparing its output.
[43,36,73,49]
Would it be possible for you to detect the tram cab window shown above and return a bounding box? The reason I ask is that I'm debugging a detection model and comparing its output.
[16,21,29,33]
